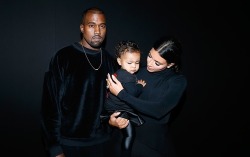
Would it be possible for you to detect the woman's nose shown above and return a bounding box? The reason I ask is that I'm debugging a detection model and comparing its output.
[147,58,153,65]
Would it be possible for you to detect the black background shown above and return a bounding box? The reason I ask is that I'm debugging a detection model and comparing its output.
[0,0,249,156]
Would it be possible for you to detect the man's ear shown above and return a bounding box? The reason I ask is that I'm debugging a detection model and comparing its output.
[80,24,84,33]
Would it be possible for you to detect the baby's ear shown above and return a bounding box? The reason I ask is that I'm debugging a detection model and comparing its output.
[117,58,121,65]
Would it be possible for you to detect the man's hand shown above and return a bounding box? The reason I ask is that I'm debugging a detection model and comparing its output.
[109,112,129,129]
[56,153,65,157]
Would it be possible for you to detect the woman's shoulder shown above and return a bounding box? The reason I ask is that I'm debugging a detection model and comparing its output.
[169,73,187,87]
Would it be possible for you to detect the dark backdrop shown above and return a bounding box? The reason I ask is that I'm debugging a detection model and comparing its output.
[1,0,249,156]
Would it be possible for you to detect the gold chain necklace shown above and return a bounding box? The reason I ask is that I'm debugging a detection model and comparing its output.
[81,44,102,71]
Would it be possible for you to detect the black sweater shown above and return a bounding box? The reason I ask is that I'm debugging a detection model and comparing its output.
[41,42,118,156]
[117,66,187,155]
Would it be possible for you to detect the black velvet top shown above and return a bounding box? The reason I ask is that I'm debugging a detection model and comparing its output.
[41,42,118,156]
[116,66,187,155]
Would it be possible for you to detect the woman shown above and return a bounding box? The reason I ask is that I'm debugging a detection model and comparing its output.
[108,36,187,157]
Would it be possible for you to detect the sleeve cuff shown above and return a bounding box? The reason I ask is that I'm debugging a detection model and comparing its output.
[49,145,63,157]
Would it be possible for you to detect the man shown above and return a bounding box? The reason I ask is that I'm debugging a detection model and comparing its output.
[41,7,128,157]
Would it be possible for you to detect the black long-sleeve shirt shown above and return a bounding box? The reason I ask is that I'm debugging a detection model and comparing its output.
[105,68,143,112]
[104,68,145,126]
[116,66,187,155]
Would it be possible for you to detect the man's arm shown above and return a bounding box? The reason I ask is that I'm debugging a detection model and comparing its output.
[109,112,129,129]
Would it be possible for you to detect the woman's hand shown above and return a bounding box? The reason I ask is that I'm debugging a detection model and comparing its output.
[109,112,129,129]
[106,73,124,96]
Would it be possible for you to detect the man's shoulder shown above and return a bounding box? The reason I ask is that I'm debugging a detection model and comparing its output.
[101,49,115,59]
[48,44,80,66]
[54,44,78,57]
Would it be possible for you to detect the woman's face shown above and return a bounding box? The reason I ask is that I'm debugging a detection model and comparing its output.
[146,48,168,72]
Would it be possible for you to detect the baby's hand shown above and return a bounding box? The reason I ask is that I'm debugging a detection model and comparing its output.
[137,79,146,87]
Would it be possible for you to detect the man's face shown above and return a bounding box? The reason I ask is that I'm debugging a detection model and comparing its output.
[80,12,106,50]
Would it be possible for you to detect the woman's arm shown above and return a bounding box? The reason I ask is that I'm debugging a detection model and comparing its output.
[107,73,187,119]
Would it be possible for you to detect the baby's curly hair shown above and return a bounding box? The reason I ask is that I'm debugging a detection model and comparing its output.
[115,40,141,58]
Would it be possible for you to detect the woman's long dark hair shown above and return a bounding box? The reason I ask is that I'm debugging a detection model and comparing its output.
[153,36,183,72]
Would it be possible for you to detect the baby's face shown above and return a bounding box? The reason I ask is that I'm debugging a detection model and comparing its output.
[117,51,141,74]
